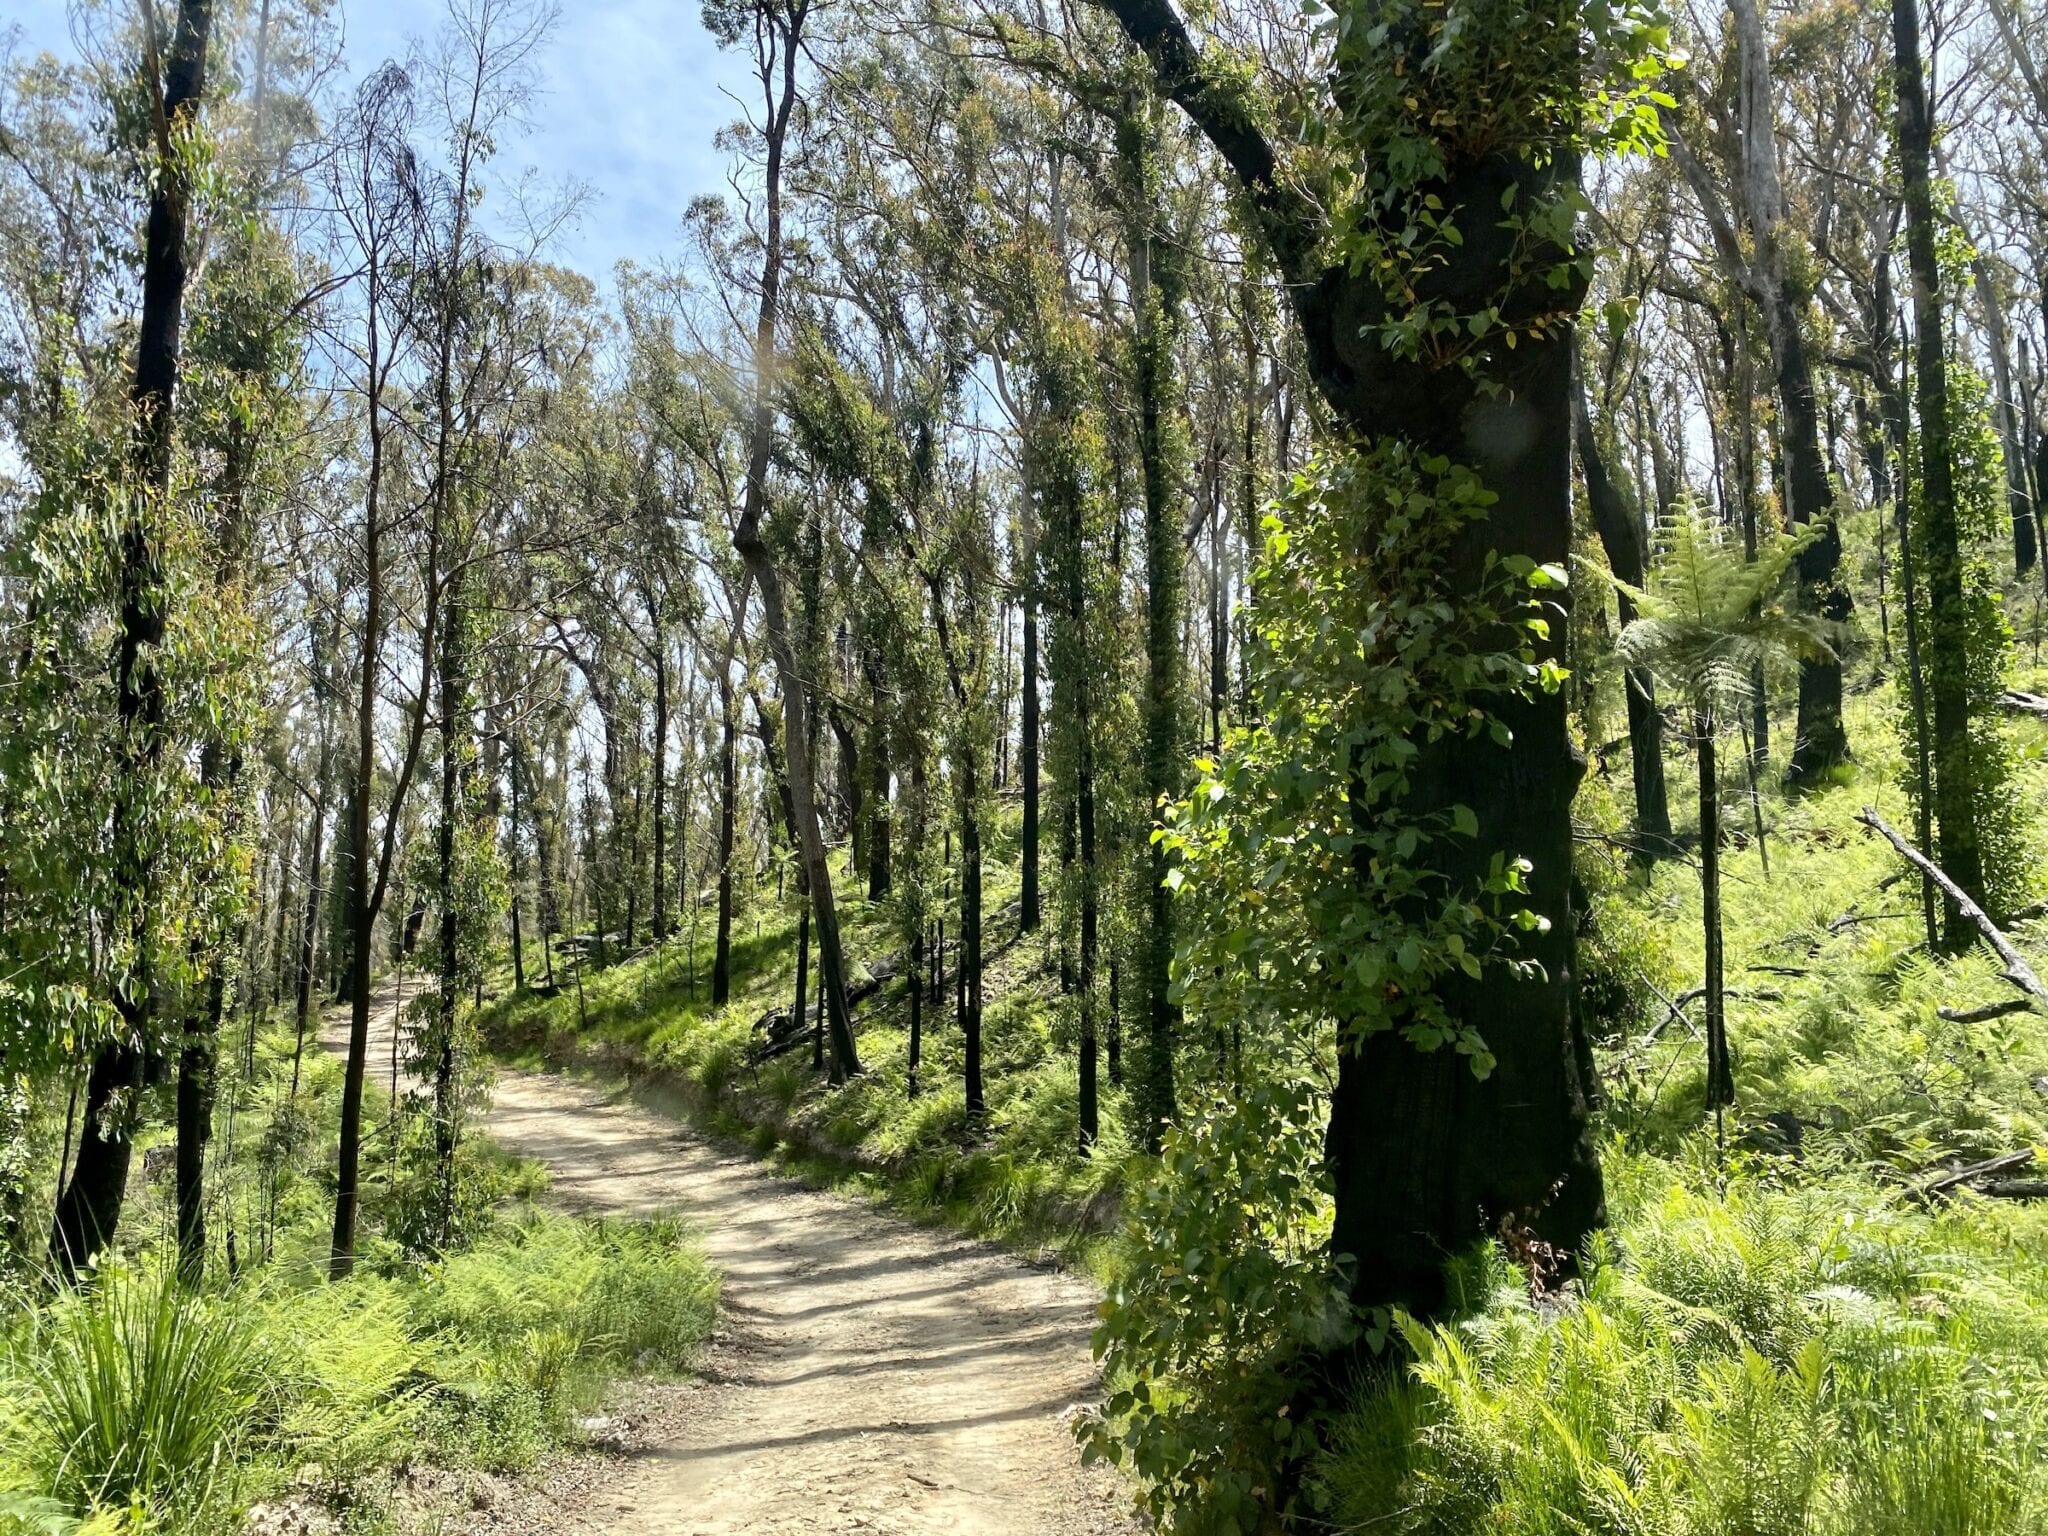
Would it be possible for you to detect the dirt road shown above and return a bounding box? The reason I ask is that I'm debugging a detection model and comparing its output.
[322,988,1137,1535]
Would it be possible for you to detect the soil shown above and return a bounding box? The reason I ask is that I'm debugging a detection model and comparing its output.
[319,985,1139,1536]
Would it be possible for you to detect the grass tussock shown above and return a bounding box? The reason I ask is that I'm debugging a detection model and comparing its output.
[0,1007,720,1536]
[0,1217,716,1534]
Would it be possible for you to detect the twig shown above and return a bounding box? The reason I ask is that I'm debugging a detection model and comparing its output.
[1828,910,1918,934]
[1857,807,2048,1011]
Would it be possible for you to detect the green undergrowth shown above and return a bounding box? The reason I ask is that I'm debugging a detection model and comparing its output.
[1320,1150,2048,1534]
[0,1021,718,1536]
[1304,683,2048,1534]
[480,843,1139,1276]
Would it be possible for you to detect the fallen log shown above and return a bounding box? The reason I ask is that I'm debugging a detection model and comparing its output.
[1981,1179,2048,1199]
[2000,689,2048,718]
[1857,807,2048,1013]
[1917,1148,2034,1199]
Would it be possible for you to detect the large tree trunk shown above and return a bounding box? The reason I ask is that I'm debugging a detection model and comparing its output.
[51,0,216,1280]
[1127,92,1184,1152]
[1895,0,1989,948]
[729,5,858,1083]
[1574,380,1673,851]
[1100,0,1605,1316]
[1019,446,1042,936]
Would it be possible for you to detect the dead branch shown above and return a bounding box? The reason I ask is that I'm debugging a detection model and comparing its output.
[1938,999,2036,1025]
[1917,1148,2034,1198]
[1858,807,2048,1011]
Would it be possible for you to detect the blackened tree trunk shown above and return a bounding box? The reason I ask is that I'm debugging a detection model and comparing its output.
[867,674,891,900]
[1124,91,1184,1152]
[827,705,863,883]
[795,901,812,1065]
[1101,0,1606,1317]
[1574,380,1673,852]
[958,749,986,1118]
[432,577,467,1242]
[1894,0,1989,949]
[651,643,669,942]
[51,0,216,1280]
[713,668,738,1005]
[1696,716,1732,1112]
[1020,481,1042,936]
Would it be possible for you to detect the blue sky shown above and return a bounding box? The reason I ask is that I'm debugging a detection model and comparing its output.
[4,0,750,282]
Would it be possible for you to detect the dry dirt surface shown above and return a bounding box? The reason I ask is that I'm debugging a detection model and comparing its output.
[321,987,1139,1536]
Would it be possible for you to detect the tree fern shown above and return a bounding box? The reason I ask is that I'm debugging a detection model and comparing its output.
[1612,503,1833,1118]
[1613,502,1833,728]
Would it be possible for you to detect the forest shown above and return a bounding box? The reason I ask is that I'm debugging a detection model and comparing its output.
[6,0,2048,1530]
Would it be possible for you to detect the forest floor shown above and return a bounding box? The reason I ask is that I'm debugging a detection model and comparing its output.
[322,985,1136,1536]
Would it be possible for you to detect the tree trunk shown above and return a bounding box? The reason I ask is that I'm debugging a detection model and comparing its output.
[1697,716,1733,1111]
[1574,380,1673,851]
[1895,0,1988,949]
[432,576,465,1243]
[651,643,669,942]
[728,0,858,1080]
[1020,537,1042,936]
[1100,0,1606,1315]
[713,669,738,1005]
[795,901,813,1067]
[959,750,985,1119]
[1126,91,1184,1151]
[1971,257,2037,575]
[51,0,216,1281]
[867,674,891,900]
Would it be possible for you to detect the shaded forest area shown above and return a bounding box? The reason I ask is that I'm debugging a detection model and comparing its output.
[10,0,2048,1531]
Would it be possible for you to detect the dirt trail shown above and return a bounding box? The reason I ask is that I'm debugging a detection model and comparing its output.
[322,987,1136,1535]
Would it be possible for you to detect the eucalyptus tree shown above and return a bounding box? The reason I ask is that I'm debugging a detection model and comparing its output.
[1095,0,1677,1314]
[327,0,555,1274]
[1661,0,1853,782]
[31,0,225,1277]
[702,0,860,1080]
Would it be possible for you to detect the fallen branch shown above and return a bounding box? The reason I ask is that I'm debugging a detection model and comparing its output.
[2000,689,2048,718]
[1857,807,2048,1011]
[1827,909,1917,934]
[1916,1148,2034,1198]
[1981,1179,2048,1199]
[1634,986,1784,1051]
[1938,999,2036,1025]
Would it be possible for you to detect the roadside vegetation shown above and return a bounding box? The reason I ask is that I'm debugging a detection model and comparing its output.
[0,1024,716,1536]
